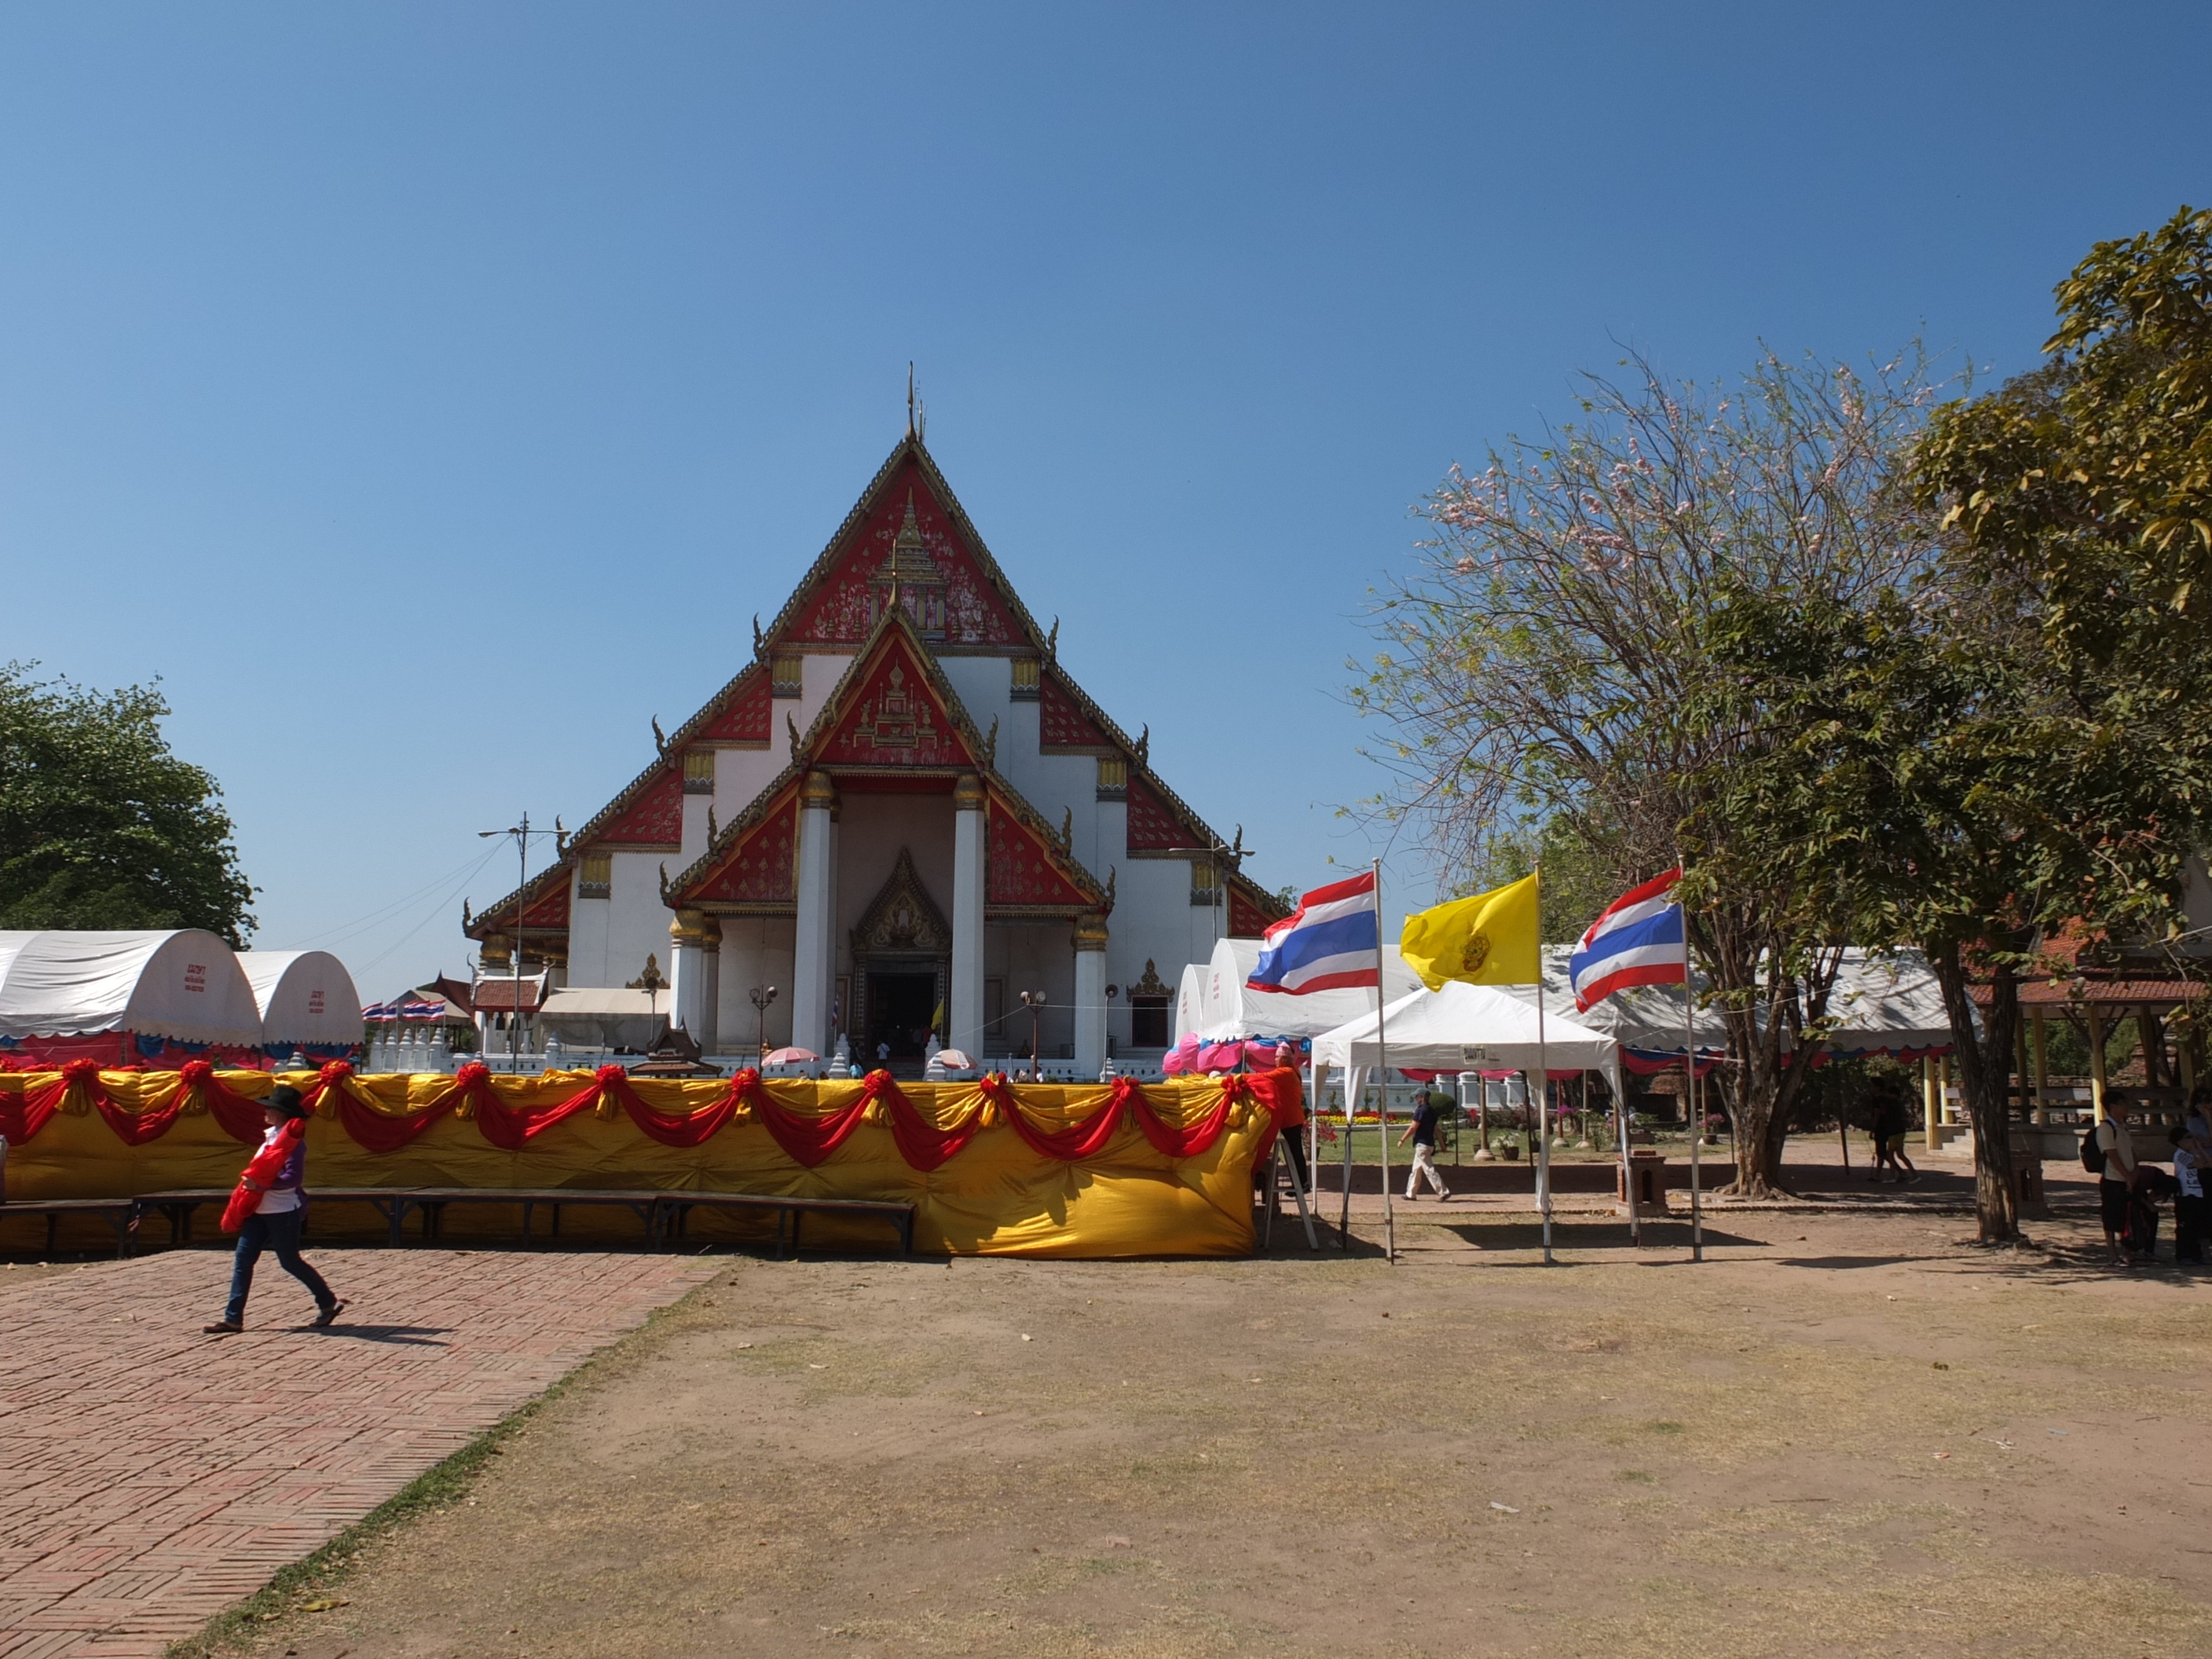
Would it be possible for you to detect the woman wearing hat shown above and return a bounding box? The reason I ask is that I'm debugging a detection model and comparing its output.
[203,1085,346,1335]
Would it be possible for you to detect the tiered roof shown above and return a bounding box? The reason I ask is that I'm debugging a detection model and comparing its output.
[467,432,1284,948]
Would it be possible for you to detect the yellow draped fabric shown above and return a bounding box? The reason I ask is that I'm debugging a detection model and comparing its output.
[0,1070,1279,1258]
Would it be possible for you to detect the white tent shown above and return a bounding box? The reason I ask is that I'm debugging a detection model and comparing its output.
[537,987,671,1052]
[1181,936,1426,1042]
[1815,948,1961,1057]
[237,950,364,1049]
[0,930,265,1046]
[1174,962,1207,1046]
[1313,981,1623,1100]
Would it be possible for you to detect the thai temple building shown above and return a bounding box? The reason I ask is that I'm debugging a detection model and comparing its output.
[465,427,1284,1072]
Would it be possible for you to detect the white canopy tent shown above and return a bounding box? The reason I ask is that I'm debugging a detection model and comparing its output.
[0,930,265,1047]
[1313,981,1624,1103]
[1181,936,1426,1043]
[1312,981,1628,1264]
[537,987,671,1053]
[237,950,364,1049]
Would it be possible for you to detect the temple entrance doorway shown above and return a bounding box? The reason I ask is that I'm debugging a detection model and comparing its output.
[865,971,938,1064]
[848,847,954,1071]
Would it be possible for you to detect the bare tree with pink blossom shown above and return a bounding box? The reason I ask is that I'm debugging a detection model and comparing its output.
[1353,346,1952,1196]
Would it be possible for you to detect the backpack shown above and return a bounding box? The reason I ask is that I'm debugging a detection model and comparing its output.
[2081,1124,2106,1175]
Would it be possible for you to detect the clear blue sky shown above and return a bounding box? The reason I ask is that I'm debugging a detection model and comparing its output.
[2,2,2205,992]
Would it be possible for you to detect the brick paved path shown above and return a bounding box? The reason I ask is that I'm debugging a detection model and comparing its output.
[0,1249,718,1659]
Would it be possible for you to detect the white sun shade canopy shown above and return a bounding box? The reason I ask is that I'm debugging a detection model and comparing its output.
[1313,980,1621,1097]
[0,931,266,1046]
[237,950,365,1046]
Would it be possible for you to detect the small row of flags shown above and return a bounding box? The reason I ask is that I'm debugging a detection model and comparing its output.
[1249,864,1687,1013]
[361,998,450,1023]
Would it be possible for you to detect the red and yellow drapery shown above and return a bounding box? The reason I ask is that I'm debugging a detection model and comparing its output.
[0,1062,1301,1258]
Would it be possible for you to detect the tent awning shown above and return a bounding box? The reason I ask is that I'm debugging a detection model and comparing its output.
[1313,981,1620,1086]
[0,931,266,1047]
[238,950,365,1046]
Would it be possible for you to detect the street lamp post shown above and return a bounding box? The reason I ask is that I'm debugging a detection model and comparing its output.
[478,812,556,1074]
[1020,990,1047,1075]
[750,984,778,1060]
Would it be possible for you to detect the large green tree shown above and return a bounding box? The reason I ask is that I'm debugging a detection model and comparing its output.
[1914,206,2212,823]
[0,664,257,943]
[1696,209,2212,1240]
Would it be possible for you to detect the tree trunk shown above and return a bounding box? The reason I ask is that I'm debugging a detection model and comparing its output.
[1702,941,1843,1200]
[1928,941,2020,1243]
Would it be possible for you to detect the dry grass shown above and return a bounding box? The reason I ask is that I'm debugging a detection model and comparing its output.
[192,1208,2212,1659]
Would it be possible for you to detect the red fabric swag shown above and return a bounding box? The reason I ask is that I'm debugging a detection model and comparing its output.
[178,1058,274,1144]
[744,1070,881,1167]
[466,1063,605,1152]
[613,1070,744,1148]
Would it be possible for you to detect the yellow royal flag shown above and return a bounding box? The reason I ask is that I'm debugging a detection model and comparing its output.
[1401,871,1541,989]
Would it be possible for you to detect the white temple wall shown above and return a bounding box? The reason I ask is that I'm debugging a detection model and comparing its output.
[936,656,1012,758]
[565,865,610,987]
[716,917,796,1055]
[706,744,786,822]
[984,921,1078,1059]
[831,795,958,966]
[567,850,681,992]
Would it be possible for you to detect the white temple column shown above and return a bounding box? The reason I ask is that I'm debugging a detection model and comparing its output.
[668,910,720,1050]
[951,774,987,1060]
[1074,914,1108,1079]
[792,771,837,1058]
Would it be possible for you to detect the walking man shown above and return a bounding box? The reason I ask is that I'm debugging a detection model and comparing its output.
[203,1085,345,1334]
[2094,1100,2141,1268]
[1399,1081,1451,1202]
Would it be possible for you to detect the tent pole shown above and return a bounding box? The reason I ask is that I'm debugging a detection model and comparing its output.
[1620,1052,1638,1247]
[1536,965,1552,1266]
[1686,968,1703,1263]
[1372,859,1395,1266]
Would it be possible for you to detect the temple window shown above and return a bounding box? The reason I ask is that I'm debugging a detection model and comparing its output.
[1096,756,1127,801]
[683,750,716,794]
[771,654,804,698]
[579,853,612,899]
[1009,657,1041,701]
[1130,998,1170,1049]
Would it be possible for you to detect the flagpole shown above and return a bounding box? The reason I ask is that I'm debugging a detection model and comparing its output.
[1686,965,1704,1264]
[1372,858,1395,1266]
[1535,870,1552,1266]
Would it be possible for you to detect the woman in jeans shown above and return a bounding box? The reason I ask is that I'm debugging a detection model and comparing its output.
[203,1085,346,1335]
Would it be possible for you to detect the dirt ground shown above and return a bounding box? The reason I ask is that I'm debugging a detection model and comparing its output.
[211,1190,2212,1659]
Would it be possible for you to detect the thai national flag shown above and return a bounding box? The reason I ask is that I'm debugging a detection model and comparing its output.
[1247,871,1379,995]
[1570,868,1688,1012]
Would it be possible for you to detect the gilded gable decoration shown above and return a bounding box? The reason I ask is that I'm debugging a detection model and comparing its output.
[851,848,953,957]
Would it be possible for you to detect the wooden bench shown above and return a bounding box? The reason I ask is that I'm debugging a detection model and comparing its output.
[131,1188,663,1248]
[0,1198,140,1257]
[24,1188,913,1258]
[657,1191,917,1257]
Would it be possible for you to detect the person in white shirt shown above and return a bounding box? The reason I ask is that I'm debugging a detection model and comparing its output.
[203,1086,344,1334]
[2171,1125,2207,1266]
[2093,1104,2141,1267]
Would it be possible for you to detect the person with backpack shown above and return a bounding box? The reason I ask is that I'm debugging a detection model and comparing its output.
[2086,1101,2141,1268]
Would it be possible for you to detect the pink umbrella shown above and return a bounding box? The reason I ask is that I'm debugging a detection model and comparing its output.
[762,1046,819,1065]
